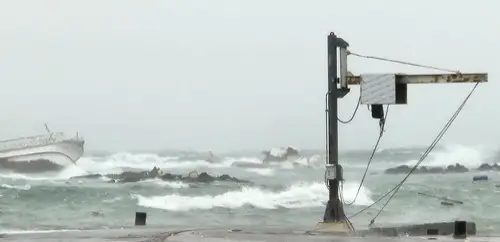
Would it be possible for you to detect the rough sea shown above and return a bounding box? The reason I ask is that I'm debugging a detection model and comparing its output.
[1,144,499,235]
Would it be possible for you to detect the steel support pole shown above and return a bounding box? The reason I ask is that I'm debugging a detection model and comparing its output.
[323,32,349,222]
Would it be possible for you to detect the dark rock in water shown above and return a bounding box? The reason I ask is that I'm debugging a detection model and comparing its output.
[446,163,469,173]
[193,172,214,182]
[383,162,500,175]
[218,174,243,182]
[419,166,445,173]
[0,158,65,173]
[161,171,249,184]
[441,201,454,206]
[105,171,151,183]
[384,163,469,175]
[71,169,250,184]
[385,165,412,174]
[91,211,104,217]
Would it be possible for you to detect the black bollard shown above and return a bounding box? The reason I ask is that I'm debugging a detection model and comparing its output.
[472,175,488,182]
[135,212,147,226]
[453,221,467,238]
[426,228,438,236]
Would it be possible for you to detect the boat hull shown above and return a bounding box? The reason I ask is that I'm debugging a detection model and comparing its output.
[0,140,84,165]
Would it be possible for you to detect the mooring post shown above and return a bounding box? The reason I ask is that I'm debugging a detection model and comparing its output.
[323,32,350,223]
[135,212,147,226]
[453,221,467,238]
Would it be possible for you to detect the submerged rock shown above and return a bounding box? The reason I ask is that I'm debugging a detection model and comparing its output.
[70,169,250,184]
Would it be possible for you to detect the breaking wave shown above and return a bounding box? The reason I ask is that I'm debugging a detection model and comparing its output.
[133,181,373,211]
[1,144,499,233]
[403,143,494,168]
[0,143,496,180]
[346,143,497,171]
[0,183,31,191]
[137,179,190,189]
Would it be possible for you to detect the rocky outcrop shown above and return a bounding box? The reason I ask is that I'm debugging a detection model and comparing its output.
[384,163,500,175]
[476,163,500,171]
[70,170,250,184]
[385,163,469,174]
[262,146,300,163]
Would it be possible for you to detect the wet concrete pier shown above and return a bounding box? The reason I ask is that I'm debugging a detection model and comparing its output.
[0,223,494,242]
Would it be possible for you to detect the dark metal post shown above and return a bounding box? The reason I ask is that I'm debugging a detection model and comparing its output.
[323,32,349,222]
[135,212,147,226]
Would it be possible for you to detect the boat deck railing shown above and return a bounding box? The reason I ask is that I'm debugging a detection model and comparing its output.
[0,132,83,152]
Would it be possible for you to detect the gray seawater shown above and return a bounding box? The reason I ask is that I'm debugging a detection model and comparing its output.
[1,145,499,235]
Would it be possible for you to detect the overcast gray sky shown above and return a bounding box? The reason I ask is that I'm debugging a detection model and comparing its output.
[0,0,497,152]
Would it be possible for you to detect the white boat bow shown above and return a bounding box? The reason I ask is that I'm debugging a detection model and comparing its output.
[0,132,85,164]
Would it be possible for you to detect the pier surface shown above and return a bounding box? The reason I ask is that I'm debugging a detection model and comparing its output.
[1,227,497,242]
